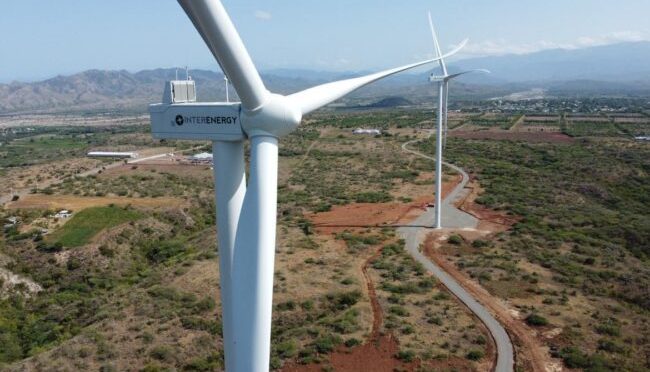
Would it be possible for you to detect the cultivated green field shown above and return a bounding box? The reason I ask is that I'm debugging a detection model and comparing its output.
[48,205,143,247]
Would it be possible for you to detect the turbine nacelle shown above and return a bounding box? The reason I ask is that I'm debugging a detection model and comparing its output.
[429,74,446,82]
[241,93,302,138]
[149,93,303,141]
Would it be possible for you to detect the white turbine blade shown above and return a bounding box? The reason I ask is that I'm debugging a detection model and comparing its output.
[446,69,491,80]
[428,12,447,76]
[178,0,269,110]
[290,58,440,115]
[230,136,278,371]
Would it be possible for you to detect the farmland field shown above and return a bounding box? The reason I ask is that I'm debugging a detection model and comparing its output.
[564,121,624,137]
[46,206,143,247]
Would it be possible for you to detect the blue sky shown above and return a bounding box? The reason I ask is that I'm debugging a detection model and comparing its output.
[1,0,649,82]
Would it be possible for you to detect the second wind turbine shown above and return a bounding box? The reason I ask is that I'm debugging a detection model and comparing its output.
[428,12,489,229]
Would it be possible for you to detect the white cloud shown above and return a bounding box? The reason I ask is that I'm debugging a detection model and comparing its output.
[462,31,648,57]
[254,10,272,21]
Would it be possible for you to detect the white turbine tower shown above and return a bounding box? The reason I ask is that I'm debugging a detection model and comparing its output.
[428,12,489,229]
[149,1,464,371]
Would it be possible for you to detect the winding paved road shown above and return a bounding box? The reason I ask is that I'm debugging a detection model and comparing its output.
[398,137,514,372]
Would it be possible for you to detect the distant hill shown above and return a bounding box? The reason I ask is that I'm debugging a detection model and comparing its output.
[0,69,316,115]
[2,42,650,114]
[0,68,495,114]
[454,41,650,83]
[366,96,413,108]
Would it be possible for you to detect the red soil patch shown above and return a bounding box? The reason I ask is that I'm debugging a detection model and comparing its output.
[362,247,384,339]
[309,176,461,234]
[451,130,574,144]
[282,335,417,372]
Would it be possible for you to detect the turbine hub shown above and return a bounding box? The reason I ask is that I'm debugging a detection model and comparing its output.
[241,93,302,138]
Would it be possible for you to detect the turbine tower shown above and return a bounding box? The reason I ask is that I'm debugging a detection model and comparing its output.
[428,12,489,229]
[149,1,463,371]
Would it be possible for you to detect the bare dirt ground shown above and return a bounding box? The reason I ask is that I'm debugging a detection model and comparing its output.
[7,194,185,210]
[2,158,104,191]
[0,266,43,297]
[450,131,574,144]
[310,176,461,235]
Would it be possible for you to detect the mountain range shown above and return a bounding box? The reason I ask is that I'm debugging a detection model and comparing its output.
[1,42,649,114]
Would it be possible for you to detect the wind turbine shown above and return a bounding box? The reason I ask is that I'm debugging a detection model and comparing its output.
[149,1,464,371]
[427,12,489,229]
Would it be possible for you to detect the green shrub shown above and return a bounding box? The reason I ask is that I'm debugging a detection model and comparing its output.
[472,239,488,248]
[312,334,342,353]
[525,314,549,326]
[325,290,361,311]
[183,352,223,371]
[149,345,174,362]
[389,305,410,317]
[401,325,415,334]
[396,350,416,362]
[448,235,463,245]
[595,323,620,337]
[98,245,114,257]
[180,316,222,335]
[344,338,361,348]
[598,339,625,353]
[276,301,296,311]
[354,191,393,203]
[558,347,615,370]
[275,340,298,358]
[144,240,186,263]
[466,350,484,361]
[66,257,81,271]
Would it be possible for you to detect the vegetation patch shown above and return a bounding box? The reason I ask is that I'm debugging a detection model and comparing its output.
[48,205,143,247]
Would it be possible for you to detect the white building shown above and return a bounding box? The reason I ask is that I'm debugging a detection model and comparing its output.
[54,210,72,219]
[87,151,139,159]
[353,128,382,135]
[191,152,213,160]
[190,152,214,164]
